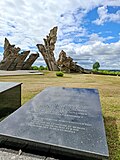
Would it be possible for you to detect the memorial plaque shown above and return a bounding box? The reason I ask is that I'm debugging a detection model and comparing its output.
[0,82,22,119]
[0,87,109,159]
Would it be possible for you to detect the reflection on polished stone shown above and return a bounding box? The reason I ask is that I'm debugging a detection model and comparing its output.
[0,87,109,159]
[0,82,22,119]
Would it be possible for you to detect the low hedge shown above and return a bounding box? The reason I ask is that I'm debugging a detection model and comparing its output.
[56,71,64,77]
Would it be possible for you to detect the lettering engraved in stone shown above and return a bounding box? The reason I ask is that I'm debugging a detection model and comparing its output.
[28,103,92,133]
[35,104,87,113]
[29,119,86,133]
[29,115,92,133]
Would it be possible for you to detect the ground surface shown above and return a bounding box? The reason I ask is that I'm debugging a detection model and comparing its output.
[0,70,43,76]
[0,148,55,160]
[0,71,120,160]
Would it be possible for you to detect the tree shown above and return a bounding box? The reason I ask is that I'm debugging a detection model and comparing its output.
[93,62,100,71]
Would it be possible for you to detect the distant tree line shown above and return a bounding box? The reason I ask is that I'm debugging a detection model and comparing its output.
[31,63,120,76]
[92,61,120,76]
[31,65,48,70]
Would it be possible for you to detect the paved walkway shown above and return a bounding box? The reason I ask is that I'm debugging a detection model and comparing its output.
[0,148,58,160]
[0,70,43,76]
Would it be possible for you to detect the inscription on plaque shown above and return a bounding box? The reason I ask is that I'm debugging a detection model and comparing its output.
[0,87,109,159]
[28,104,91,134]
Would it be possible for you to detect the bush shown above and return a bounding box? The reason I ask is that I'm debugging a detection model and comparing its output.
[31,65,48,70]
[31,66,39,70]
[39,66,48,70]
[44,66,48,70]
[56,71,64,77]
[39,66,45,70]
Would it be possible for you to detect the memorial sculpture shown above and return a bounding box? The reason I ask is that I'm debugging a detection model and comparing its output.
[0,27,91,73]
[37,26,59,71]
[57,50,91,73]
[0,38,39,70]
[37,27,91,73]
[57,50,84,73]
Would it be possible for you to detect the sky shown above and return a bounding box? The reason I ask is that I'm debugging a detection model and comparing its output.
[0,0,120,69]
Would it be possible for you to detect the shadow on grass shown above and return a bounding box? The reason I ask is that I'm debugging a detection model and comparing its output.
[104,116,120,160]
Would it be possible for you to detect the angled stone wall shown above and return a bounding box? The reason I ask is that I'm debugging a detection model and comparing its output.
[57,50,92,73]
[37,26,59,71]
[0,38,39,70]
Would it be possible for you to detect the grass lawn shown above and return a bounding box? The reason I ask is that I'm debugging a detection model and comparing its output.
[0,71,120,160]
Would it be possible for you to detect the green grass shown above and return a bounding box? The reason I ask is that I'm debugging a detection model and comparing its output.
[0,71,120,160]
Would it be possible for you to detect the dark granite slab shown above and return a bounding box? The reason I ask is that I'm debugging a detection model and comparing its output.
[0,82,22,119]
[0,82,21,93]
[0,87,109,159]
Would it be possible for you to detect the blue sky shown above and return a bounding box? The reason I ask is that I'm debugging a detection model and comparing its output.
[0,0,120,69]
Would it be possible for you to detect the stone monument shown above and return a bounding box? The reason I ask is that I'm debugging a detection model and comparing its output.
[0,87,109,160]
[0,82,22,119]
[57,50,84,73]
[0,38,39,70]
[36,27,59,71]
[57,50,92,73]
[37,27,92,73]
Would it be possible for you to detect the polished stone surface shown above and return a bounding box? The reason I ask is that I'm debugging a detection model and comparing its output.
[0,82,21,93]
[0,87,109,159]
[0,82,22,118]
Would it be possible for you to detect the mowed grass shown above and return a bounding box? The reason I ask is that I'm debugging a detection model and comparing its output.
[0,71,120,160]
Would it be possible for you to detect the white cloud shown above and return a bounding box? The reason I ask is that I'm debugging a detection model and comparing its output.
[93,6,120,25]
[0,0,120,69]
[93,6,108,25]
[0,53,3,61]
[104,0,120,7]
[87,33,105,44]
[33,57,46,67]
[56,39,120,69]
[86,33,114,45]
[1,0,119,47]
